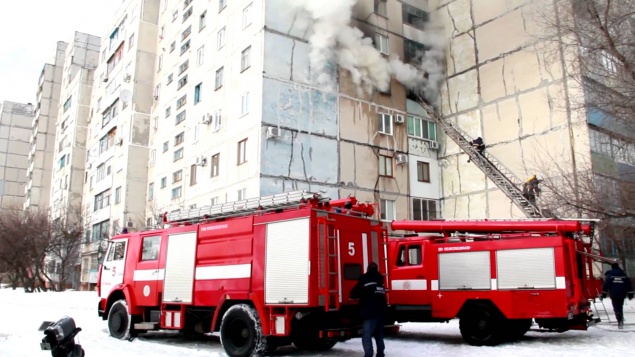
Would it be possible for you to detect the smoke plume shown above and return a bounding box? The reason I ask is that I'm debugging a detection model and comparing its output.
[289,0,447,102]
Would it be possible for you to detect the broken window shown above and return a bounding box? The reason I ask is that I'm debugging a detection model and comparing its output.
[402,3,429,30]
[374,0,387,17]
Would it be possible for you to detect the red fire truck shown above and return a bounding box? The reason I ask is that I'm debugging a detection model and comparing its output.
[386,219,605,346]
[96,191,395,357]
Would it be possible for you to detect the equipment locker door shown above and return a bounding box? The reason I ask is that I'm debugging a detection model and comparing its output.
[389,242,428,305]
[133,235,163,306]
[100,239,128,300]
[338,228,382,301]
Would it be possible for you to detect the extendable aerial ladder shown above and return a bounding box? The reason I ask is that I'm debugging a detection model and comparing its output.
[164,190,327,225]
[415,97,552,218]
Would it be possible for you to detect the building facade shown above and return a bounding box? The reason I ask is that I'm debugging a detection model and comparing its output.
[24,42,68,211]
[0,101,34,210]
[80,0,160,290]
[45,32,101,290]
[146,0,441,224]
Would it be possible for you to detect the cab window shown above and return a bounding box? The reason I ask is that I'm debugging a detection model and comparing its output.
[396,244,422,266]
[141,236,161,261]
[107,241,127,261]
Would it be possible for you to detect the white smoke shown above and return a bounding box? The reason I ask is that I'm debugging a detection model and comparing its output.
[289,0,447,102]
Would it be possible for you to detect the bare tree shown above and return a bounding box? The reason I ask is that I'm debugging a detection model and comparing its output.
[45,204,89,291]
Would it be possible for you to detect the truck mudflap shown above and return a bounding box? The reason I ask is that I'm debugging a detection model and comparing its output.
[98,300,105,318]
[319,324,401,341]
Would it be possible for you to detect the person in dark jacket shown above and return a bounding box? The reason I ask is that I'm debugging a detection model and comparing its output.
[601,263,634,329]
[350,262,387,357]
[467,137,485,163]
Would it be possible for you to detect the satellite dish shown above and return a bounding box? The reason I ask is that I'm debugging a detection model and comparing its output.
[119,89,132,104]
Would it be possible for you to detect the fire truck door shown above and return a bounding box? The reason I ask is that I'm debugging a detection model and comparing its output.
[338,229,381,301]
[100,239,128,300]
[389,242,428,305]
[133,235,162,306]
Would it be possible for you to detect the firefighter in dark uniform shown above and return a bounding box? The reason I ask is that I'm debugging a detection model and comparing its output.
[601,263,634,329]
[351,262,387,357]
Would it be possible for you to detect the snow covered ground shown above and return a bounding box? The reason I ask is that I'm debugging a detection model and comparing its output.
[0,289,633,357]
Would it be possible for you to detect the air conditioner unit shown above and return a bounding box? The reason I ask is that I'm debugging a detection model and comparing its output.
[394,114,405,124]
[201,113,212,125]
[103,77,109,83]
[428,141,440,150]
[396,154,408,164]
[153,95,159,100]
[123,74,131,82]
[127,221,134,228]
[266,126,281,139]
[196,155,207,166]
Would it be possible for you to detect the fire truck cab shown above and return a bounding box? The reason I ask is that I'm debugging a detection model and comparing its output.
[386,219,604,346]
[96,191,394,357]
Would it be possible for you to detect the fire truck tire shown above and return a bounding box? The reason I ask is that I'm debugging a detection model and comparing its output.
[291,314,337,351]
[220,304,267,357]
[504,319,532,340]
[459,303,504,346]
[108,299,133,340]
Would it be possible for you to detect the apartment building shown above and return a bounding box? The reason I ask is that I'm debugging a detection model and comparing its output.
[146,0,441,224]
[0,101,34,210]
[24,42,68,211]
[81,0,160,290]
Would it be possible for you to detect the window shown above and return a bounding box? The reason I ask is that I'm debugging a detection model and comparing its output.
[210,197,218,205]
[176,95,187,109]
[160,26,165,38]
[600,50,619,74]
[128,34,135,50]
[172,10,178,22]
[213,110,222,131]
[153,116,159,130]
[181,25,192,41]
[150,149,156,166]
[219,0,227,12]
[375,33,389,55]
[63,97,72,112]
[237,188,246,200]
[242,3,253,28]
[241,46,251,71]
[178,75,188,89]
[154,83,161,99]
[374,0,387,17]
[199,10,207,31]
[180,39,191,55]
[115,186,122,204]
[109,240,123,261]
[241,92,250,116]
[165,106,171,118]
[193,123,199,142]
[171,186,182,199]
[175,131,185,146]
[184,0,193,8]
[174,148,184,161]
[102,101,119,128]
[170,41,176,52]
[141,236,161,261]
[173,169,183,183]
[237,139,247,165]
[194,83,202,104]
[94,189,111,211]
[412,198,438,221]
[166,73,173,85]
[182,6,193,22]
[404,39,425,63]
[380,199,396,221]
[211,153,219,177]
[157,54,163,71]
[417,161,430,182]
[147,183,154,201]
[379,155,393,177]
[217,27,226,49]
[163,141,169,152]
[215,67,224,89]
[396,245,422,266]
[402,3,429,30]
[161,177,167,188]
[197,45,204,66]
[407,115,437,141]
[175,110,187,124]
[377,113,393,135]
[179,59,189,74]
[190,164,197,186]
[91,220,110,241]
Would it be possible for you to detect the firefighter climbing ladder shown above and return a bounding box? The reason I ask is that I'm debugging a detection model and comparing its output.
[415,98,551,218]
[165,190,326,224]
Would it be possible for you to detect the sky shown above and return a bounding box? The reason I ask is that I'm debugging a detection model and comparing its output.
[0,0,120,105]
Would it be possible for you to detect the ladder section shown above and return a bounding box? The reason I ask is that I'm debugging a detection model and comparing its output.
[318,218,341,312]
[416,98,550,218]
[166,190,324,224]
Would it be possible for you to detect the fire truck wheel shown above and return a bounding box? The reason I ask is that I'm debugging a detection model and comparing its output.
[108,299,132,340]
[220,304,267,357]
[459,303,504,346]
[291,314,337,351]
[504,319,532,340]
